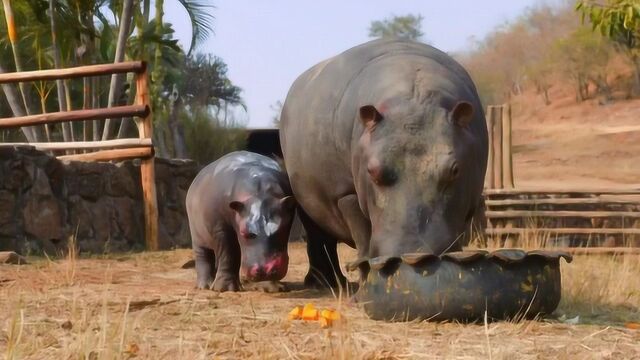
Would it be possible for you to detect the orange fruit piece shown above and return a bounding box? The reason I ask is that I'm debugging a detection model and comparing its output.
[319,309,343,328]
[321,309,341,321]
[301,303,319,321]
[319,316,332,328]
[288,306,303,320]
[624,322,640,330]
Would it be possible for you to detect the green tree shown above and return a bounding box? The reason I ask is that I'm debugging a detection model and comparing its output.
[270,100,283,127]
[160,53,244,159]
[553,26,613,102]
[368,14,424,40]
[576,0,640,94]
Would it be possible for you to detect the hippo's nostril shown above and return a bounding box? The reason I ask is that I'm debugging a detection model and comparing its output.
[368,163,397,186]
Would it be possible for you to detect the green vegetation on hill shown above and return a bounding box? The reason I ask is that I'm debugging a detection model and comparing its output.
[460,1,640,108]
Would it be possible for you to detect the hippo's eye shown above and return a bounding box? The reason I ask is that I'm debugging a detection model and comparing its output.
[451,162,460,178]
[446,161,460,182]
[241,230,257,239]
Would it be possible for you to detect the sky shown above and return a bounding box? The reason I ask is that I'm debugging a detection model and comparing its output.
[164,0,547,128]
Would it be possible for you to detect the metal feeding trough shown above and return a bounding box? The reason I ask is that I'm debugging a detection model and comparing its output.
[348,249,572,322]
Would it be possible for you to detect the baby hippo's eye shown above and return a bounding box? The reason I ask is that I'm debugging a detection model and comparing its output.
[240,230,257,239]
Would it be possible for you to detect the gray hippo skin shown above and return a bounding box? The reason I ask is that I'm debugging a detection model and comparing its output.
[280,39,488,288]
[186,151,296,292]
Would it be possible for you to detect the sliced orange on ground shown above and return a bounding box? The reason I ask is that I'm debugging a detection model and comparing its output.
[301,303,319,321]
[288,306,303,320]
[288,303,344,328]
[624,322,640,330]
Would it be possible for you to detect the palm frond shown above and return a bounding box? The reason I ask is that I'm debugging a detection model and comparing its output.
[175,0,215,56]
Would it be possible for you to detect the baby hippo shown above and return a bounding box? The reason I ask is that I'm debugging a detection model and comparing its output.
[186,151,296,292]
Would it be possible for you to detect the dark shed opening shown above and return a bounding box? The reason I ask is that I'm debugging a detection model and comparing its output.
[245,128,282,158]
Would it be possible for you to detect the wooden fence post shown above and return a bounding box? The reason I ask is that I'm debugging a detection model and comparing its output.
[492,105,503,189]
[135,65,159,251]
[486,106,495,189]
[501,103,514,189]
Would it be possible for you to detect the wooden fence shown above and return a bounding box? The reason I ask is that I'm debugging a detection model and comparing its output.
[483,105,640,251]
[0,61,158,250]
[486,104,514,189]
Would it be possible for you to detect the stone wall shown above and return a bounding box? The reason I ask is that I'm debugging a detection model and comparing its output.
[0,146,199,255]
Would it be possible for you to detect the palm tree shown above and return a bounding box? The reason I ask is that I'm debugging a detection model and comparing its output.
[101,0,134,140]
[48,0,73,143]
[1,0,43,142]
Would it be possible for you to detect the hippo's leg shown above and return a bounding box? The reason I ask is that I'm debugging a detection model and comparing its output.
[338,194,371,282]
[193,245,216,289]
[298,208,347,289]
[212,230,242,292]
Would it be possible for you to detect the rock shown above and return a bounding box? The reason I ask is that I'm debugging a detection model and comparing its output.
[0,190,17,237]
[105,166,137,198]
[0,251,28,265]
[22,195,64,242]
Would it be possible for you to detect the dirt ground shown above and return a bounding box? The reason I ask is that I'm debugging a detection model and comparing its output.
[512,90,640,188]
[1,242,639,359]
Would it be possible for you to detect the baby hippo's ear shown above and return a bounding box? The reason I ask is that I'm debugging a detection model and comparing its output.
[280,196,297,211]
[229,201,245,213]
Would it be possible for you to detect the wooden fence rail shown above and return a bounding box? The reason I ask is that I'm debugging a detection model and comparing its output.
[0,138,153,151]
[482,188,640,251]
[0,61,146,83]
[0,61,158,250]
[0,105,149,129]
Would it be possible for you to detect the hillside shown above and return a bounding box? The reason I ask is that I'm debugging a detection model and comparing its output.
[510,87,640,188]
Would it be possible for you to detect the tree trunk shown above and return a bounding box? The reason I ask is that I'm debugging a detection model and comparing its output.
[168,96,188,158]
[102,0,134,140]
[2,0,44,142]
[48,0,73,144]
[542,88,550,105]
[92,77,100,141]
[152,0,165,100]
[154,124,170,158]
[632,54,640,97]
[0,63,35,142]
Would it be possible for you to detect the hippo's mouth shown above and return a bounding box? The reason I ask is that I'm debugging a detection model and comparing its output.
[242,253,289,282]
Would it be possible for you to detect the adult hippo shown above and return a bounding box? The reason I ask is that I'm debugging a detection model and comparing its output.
[186,151,296,292]
[280,39,488,288]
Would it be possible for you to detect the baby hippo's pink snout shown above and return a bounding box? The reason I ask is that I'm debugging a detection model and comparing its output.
[243,253,289,282]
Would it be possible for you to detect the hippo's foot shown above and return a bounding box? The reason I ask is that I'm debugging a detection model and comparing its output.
[304,270,347,290]
[244,281,289,293]
[195,279,214,290]
[212,275,242,292]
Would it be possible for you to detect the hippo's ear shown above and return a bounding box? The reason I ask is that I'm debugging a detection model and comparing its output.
[229,201,245,213]
[279,195,296,210]
[451,101,473,127]
[359,105,383,129]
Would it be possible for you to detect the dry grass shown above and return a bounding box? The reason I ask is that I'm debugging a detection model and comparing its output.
[1,240,639,359]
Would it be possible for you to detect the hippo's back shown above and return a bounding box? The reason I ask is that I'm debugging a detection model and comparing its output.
[186,151,285,214]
